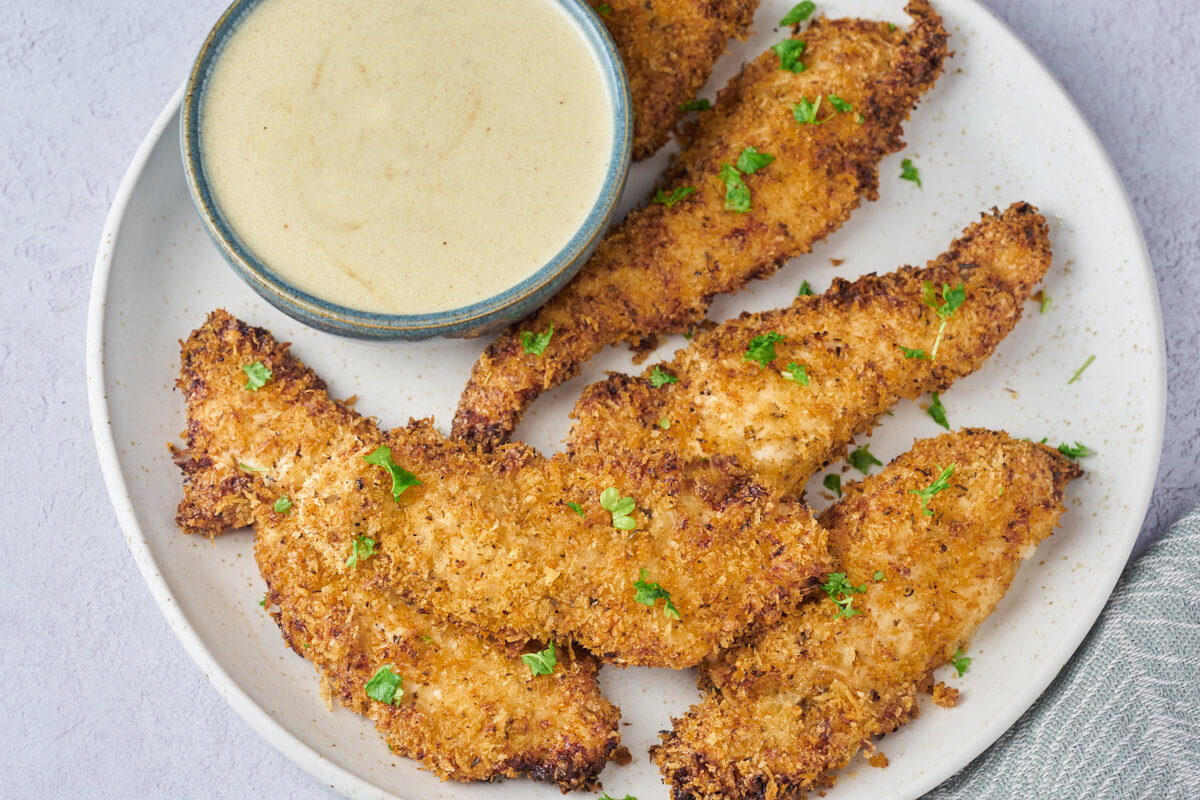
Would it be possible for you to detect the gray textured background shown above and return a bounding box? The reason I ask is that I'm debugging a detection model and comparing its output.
[1,0,1196,797]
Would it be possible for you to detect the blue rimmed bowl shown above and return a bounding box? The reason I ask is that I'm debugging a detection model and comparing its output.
[181,0,631,340]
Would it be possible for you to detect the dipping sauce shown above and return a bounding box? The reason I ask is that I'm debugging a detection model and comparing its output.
[200,0,614,315]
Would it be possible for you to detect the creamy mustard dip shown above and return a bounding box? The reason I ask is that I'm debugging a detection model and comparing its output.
[201,0,613,315]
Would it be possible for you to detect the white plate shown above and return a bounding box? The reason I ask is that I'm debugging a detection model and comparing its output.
[87,2,1165,798]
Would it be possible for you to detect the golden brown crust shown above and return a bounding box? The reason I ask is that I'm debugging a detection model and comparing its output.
[174,311,624,788]
[567,203,1051,496]
[595,0,758,160]
[651,430,1081,799]
[452,1,949,449]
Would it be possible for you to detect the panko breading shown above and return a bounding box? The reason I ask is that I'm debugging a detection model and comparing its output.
[175,311,830,669]
[173,311,625,788]
[593,0,758,160]
[651,430,1082,799]
[452,0,949,449]
[568,203,1051,496]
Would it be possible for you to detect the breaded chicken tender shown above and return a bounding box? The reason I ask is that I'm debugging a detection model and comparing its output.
[173,311,624,788]
[593,0,758,160]
[568,203,1050,496]
[174,312,829,670]
[453,1,949,449]
[651,430,1082,799]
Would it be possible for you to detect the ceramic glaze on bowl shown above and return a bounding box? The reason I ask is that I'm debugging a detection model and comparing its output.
[182,0,631,339]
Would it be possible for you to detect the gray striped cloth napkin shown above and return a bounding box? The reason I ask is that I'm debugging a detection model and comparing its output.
[924,504,1200,798]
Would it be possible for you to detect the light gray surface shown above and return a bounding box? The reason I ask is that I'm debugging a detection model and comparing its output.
[0,1,1195,797]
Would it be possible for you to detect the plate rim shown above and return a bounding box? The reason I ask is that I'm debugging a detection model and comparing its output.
[86,2,1168,796]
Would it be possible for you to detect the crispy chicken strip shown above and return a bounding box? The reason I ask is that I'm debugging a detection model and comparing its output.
[651,430,1082,799]
[593,0,758,160]
[453,1,949,449]
[173,311,625,788]
[568,203,1050,496]
[175,311,829,668]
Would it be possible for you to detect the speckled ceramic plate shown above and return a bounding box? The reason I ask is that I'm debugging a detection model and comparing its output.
[87,1,1165,798]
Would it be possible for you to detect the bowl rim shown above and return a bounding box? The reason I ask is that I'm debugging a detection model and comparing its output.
[180,0,632,336]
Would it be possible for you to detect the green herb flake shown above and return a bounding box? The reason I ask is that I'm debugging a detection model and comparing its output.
[797,280,814,297]
[848,445,883,475]
[652,186,697,208]
[910,464,955,517]
[874,570,885,581]
[658,418,671,430]
[521,641,557,677]
[793,95,822,125]
[900,158,922,187]
[1040,292,1052,314]
[950,649,972,677]
[237,462,263,473]
[823,473,842,498]
[780,1,816,25]
[566,501,585,517]
[345,535,378,569]
[927,392,949,430]
[718,162,752,213]
[743,331,785,368]
[781,362,810,386]
[680,98,711,112]
[772,38,807,73]
[633,569,681,620]
[649,366,679,387]
[241,361,272,391]
[898,344,931,360]
[828,94,853,113]
[1057,442,1091,460]
[273,495,293,514]
[921,281,966,359]
[419,635,433,643]
[364,445,422,503]
[520,323,554,356]
[595,3,612,15]
[600,487,637,531]
[856,112,865,125]
[1068,355,1095,385]
[736,146,776,175]
[821,572,867,619]
[599,794,637,800]
[259,594,266,607]
[364,666,403,705]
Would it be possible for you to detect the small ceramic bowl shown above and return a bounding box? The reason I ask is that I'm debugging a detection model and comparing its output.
[181,0,631,340]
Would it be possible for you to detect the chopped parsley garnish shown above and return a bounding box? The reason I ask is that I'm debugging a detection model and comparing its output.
[600,794,637,800]
[345,535,377,569]
[521,641,556,677]
[900,158,922,187]
[364,445,422,503]
[1068,355,1095,385]
[922,280,966,358]
[1057,441,1091,460]
[237,462,263,473]
[772,38,807,73]
[649,366,678,387]
[241,361,272,391]
[792,95,822,125]
[273,495,293,514]
[873,570,885,581]
[780,1,816,25]
[566,501,585,517]
[600,487,637,531]
[595,3,612,15]
[520,323,554,356]
[680,98,711,112]
[910,464,955,516]
[828,94,853,113]
[797,280,813,296]
[848,445,882,475]
[950,649,972,677]
[633,569,681,620]
[259,594,266,607]
[419,634,433,643]
[927,392,949,430]
[898,344,931,360]
[821,572,867,619]
[364,666,403,705]
[823,473,842,498]
[658,418,671,430]
[781,362,810,386]
[1040,292,1052,314]
[743,331,785,368]
[718,162,752,213]
[652,186,697,208]
[736,146,776,175]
